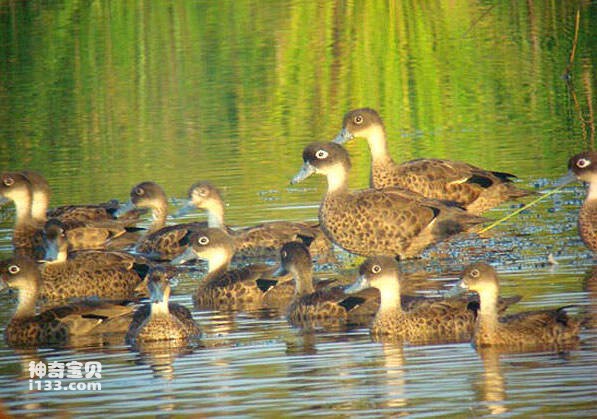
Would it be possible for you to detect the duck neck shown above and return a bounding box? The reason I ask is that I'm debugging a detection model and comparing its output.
[477,288,499,335]
[585,181,597,202]
[206,252,232,275]
[13,192,34,227]
[325,164,349,196]
[30,193,49,223]
[293,266,315,296]
[377,277,402,314]
[13,287,38,319]
[149,204,168,233]
[150,287,171,318]
[205,200,225,229]
[367,126,392,164]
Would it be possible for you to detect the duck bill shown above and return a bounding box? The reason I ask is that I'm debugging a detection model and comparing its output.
[172,200,196,218]
[170,247,198,265]
[291,162,316,184]
[272,265,289,278]
[332,128,354,145]
[114,200,136,217]
[148,282,165,304]
[344,275,369,294]
[44,241,59,261]
[553,170,577,187]
[445,280,467,297]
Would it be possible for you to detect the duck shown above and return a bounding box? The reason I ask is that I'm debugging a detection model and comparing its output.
[0,172,46,258]
[0,255,135,346]
[119,181,205,260]
[21,170,142,224]
[0,172,139,256]
[332,108,531,215]
[291,142,487,259]
[126,266,200,344]
[273,241,371,328]
[558,151,597,252]
[458,262,580,348]
[38,219,149,303]
[345,256,482,343]
[175,181,332,261]
[171,228,287,310]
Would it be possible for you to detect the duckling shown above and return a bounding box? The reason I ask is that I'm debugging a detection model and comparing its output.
[291,142,487,259]
[345,256,480,343]
[175,181,332,261]
[0,256,134,346]
[333,108,531,215]
[274,241,370,328]
[458,263,580,348]
[120,181,205,260]
[558,151,597,252]
[172,228,285,311]
[39,219,148,303]
[126,266,200,344]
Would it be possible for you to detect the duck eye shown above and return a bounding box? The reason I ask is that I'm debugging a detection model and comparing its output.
[3,176,14,187]
[371,264,382,274]
[197,236,210,245]
[198,188,208,197]
[134,187,145,196]
[8,265,20,274]
[577,158,591,168]
[353,115,364,125]
[470,269,480,278]
[315,149,329,159]
[281,250,287,258]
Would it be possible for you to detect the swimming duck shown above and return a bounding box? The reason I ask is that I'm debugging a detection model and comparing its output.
[126,266,200,344]
[558,151,597,252]
[345,256,480,343]
[39,220,149,303]
[274,241,370,328]
[291,142,487,259]
[458,263,580,348]
[172,228,286,310]
[175,181,332,261]
[0,172,47,258]
[21,170,143,224]
[333,108,531,215]
[120,181,205,260]
[0,256,134,346]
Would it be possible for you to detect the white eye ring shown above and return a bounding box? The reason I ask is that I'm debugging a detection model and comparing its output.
[577,158,591,168]
[371,264,382,274]
[197,236,210,245]
[198,188,208,197]
[8,265,20,274]
[470,269,480,278]
[3,176,14,187]
[281,250,287,259]
[354,115,364,125]
[134,187,145,196]
[315,149,328,159]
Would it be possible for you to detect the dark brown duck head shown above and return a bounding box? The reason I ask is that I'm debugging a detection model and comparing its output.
[171,228,234,273]
[0,256,42,318]
[332,108,389,159]
[458,262,500,304]
[563,152,597,191]
[42,218,69,262]
[146,266,178,313]
[118,181,169,231]
[275,241,314,295]
[174,181,225,228]
[291,142,351,193]
[345,256,401,311]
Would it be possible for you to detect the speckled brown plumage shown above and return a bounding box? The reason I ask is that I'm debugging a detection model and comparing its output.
[346,256,480,344]
[171,228,287,311]
[564,152,597,252]
[177,181,333,261]
[39,221,147,303]
[274,242,370,328]
[126,267,200,343]
[333,108,531,215]
[0,256,134,346]
[291,142,487,259]
[122,181,206,260]
[459,263,580,348]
